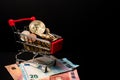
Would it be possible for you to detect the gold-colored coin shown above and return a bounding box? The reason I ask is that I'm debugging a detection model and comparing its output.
[29,20,46,35]
[28,33,37,42]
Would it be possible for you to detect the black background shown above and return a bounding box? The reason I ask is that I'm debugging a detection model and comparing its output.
[0,0,113,80]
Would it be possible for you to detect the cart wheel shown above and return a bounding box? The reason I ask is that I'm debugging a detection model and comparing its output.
[38,65,48,73]
[41,65,48,73]
[53,60,56,66]
[44,66,48,73]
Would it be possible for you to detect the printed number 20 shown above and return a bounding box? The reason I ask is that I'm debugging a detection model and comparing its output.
[30,74,38,79]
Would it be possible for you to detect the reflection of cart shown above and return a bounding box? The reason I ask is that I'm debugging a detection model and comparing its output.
[8,16,63,65]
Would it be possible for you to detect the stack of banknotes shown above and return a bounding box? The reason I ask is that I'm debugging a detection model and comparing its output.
[5,55,80,80]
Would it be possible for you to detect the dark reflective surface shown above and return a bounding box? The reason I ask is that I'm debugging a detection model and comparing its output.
[1,0,114,80]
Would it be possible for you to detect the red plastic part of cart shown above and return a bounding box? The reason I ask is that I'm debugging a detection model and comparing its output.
[8,16,36,27]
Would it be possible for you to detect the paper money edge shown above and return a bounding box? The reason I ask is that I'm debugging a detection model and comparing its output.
[19,63,29,80]
[4,64,24,80]
[71,69,80,80]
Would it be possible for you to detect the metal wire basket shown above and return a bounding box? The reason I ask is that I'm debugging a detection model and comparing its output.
[8,16,63,64]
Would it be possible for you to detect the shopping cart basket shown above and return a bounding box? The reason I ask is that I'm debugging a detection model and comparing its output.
[8,16,63,64]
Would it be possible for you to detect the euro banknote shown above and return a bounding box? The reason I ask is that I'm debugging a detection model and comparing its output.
[19,57,79,80]
[5,64,80,80]
[49,69,80,80]
[5,64,24,80]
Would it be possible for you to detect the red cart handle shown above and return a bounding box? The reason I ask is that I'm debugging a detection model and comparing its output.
[8,16,36,27]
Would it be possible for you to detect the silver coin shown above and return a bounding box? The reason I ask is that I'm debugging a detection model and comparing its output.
[20,30,30,41]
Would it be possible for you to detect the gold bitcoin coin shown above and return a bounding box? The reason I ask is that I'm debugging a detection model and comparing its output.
[29,20,46,35]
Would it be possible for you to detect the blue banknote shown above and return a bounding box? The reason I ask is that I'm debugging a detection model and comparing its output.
[19,57,79,80]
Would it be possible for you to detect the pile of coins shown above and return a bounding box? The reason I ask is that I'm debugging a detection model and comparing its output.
[20,20,57,42]
[29,20,57,41]
[20,30,37,42]
[19,20,59,53]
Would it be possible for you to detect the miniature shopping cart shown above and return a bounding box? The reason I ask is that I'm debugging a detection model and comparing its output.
[8,16,63,65]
